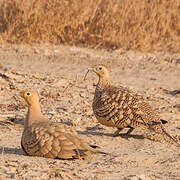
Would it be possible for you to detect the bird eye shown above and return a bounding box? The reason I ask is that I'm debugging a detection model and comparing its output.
[26,92,31,96]
[97,66,102,71]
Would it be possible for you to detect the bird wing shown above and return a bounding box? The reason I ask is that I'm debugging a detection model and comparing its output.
[21,122,94,159]
[94,85,162,127]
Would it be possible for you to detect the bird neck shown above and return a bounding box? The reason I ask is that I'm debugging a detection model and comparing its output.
[96,76,110,91]
[25,103,46,129]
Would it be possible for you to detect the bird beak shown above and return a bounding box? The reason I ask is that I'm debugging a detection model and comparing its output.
[83,67,93,81]
[19,91,25,98]
[87,67,93,71]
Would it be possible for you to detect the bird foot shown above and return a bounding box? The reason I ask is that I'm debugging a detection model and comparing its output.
[113,128,123,137]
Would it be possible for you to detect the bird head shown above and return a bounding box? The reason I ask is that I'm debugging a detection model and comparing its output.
[20,91,39,106]
[89,65,110,78]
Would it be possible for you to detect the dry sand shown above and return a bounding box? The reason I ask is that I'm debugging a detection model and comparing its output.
[0,44,180,179]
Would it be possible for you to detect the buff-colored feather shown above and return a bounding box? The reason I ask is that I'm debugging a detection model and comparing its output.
[20,90,105,159]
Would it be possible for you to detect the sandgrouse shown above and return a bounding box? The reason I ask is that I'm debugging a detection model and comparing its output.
[20,90,105,159]
[86,65,179,146]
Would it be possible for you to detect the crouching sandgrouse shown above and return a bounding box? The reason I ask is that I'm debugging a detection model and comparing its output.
[20,90,106,159]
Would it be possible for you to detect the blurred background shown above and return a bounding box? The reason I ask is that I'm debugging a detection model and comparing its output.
[0,0,179,52]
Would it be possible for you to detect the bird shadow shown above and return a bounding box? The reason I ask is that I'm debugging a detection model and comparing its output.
[163,89,180,96]
[77,129,145,140]
[0,146,25,156]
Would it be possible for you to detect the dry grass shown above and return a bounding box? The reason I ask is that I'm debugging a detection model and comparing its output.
[0,0,179,52]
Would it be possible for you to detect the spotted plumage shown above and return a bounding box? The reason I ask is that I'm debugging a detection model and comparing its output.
[87,65,179,146]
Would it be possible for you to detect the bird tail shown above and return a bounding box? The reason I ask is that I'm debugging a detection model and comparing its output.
[146,124,180,147]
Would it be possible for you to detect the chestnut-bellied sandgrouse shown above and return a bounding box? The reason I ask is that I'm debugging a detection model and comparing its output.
[20,90,106,159]
[85,65,179,146]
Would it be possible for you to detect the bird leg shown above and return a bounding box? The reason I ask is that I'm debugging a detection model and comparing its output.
[120,127,135,140]
[113,128,123,137]
[126,127,134,136]
[113,127,134,137]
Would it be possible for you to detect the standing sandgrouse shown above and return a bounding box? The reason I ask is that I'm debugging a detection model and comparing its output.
[86,65,179,146]
[20,90,105,159]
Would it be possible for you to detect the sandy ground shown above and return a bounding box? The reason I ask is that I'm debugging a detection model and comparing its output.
[0,44,180,180]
